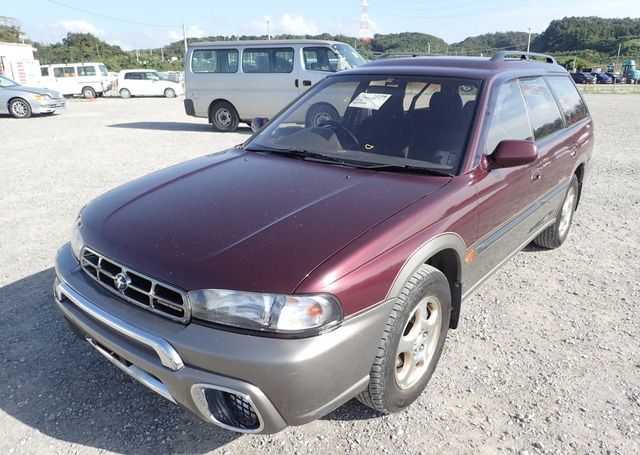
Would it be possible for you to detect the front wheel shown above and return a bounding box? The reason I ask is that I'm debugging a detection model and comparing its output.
[210,101,239,132]
[533,174,579,249]
[9,98,32,118]
[358,264,450,413]
[305,103,339,127]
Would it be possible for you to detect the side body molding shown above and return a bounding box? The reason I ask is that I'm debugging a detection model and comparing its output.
[385,233,466,327]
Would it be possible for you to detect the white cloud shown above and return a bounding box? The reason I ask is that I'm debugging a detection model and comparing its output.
[169,25,205,41]
[52,19,102,36]
[245,13,319,36]
[280,14,318,35]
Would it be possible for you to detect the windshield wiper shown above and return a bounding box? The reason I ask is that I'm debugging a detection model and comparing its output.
[246,147,349,165]
[361,164,454,177]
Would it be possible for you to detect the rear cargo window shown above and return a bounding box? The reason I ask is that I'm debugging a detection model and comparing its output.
[242,48,294,73]
[192,49,239,73]
[519,78,564,141]
[545,76,589,126]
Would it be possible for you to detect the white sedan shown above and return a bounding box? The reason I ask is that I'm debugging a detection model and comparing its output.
[117,69,184,98]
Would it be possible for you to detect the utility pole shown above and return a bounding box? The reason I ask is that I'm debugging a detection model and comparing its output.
[265,16,271,40]
[428,42,431,54]
[527,27,531,52]
[161,46,164,61]
[616,43,622,70]
[182,23,188,59]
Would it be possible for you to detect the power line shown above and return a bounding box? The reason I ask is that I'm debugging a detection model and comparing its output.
[47,0,177,28]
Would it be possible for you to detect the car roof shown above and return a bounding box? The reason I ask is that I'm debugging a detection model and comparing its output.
[338,56,568,81]
[189,39,343,48]
[41,62,105,67]
[119,69,158,73]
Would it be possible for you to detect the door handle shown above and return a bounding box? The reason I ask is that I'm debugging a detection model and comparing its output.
[294,79,299,88]
[303,80,312,86]
[570,147,577,158]
[531,168,542,182]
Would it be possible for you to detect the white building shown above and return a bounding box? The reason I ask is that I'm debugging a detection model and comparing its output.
[0,42,43,85]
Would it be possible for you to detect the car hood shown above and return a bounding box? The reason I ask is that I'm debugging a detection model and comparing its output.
[10,85,62,97]
[81,149,450,293]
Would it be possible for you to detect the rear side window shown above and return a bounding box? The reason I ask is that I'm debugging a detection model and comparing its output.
[192,49,238,73]
[242,48,294,73]
[545,76,589,126]
[519,78,564,141]
[303,47,339,72]
[54,67,76,78]
[124,72,142,80]
[485,80,533,155]
[77,66,96,76]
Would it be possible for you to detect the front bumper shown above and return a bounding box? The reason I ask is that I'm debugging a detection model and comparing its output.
[54,244,391,433]
[33,98,66,113]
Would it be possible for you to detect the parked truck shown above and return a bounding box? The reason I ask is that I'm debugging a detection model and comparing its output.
[621,60,640,83]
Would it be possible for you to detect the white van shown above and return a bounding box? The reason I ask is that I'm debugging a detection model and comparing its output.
[40,62,112,98]
[116,69,184,98]
[184,40,366,131]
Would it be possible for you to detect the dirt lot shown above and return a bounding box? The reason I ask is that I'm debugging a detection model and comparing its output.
[1,95,639,455]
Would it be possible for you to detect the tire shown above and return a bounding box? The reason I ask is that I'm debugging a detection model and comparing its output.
[9,98,32,118]
[210,101,239,132]
[305,103,340,127]
[82,87,96,99]
[533,174,579,249]
[357,264,451,413]
[119,88,131,99]
[164,88,176,98]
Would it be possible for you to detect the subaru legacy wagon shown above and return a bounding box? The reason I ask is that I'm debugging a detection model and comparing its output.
[54,51,593,433]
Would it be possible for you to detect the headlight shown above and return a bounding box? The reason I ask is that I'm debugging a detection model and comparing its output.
[33,94,51,101]
[188,289,343,335]
[70,215,84,260]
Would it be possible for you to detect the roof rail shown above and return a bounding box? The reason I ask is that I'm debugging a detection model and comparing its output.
[375,51,434,60]
[490,51,557,64]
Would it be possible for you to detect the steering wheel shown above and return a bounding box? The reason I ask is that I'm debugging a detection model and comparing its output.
[318,120,360,149]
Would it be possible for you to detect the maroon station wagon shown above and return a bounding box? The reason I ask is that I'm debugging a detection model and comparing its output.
[54,51,593,433]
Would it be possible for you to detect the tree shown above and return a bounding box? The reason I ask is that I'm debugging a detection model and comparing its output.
[0,16,21,43]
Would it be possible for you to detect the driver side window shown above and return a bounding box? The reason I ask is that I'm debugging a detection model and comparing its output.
[485,80,533,155]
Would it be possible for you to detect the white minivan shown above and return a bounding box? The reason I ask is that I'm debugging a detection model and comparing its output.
[117,69,184,98]
[184,40,366,131]
[40,62,112,98]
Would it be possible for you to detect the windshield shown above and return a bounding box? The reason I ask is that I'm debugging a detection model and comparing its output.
[246,74,482,174]
[0,75,19,87]
[332,44,366,69]
[99,64,108,76]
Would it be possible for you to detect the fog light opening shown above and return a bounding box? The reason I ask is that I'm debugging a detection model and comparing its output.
[191,384,264,433]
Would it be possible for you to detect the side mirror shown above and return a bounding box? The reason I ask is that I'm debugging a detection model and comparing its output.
[251,116,269,132]
[489,140,538,169]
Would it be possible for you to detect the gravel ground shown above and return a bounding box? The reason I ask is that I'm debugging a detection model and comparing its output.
[1,95,639,455]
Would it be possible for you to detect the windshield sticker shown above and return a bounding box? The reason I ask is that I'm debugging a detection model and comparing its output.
[348,92,392,110]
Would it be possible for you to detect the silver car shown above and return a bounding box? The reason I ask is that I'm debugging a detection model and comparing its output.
[0,75,66,118]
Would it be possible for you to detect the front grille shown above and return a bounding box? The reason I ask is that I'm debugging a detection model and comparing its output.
[80,247,190,323]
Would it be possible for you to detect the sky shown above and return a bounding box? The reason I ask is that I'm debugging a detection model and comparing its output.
[4,0,640,50]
